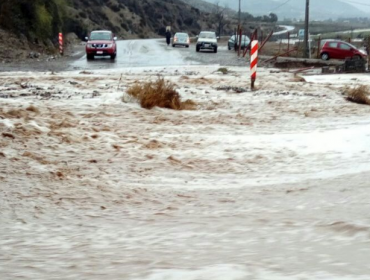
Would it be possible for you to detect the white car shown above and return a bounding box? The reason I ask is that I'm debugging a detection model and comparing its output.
[172,32,190,48]
[196,31,218,53]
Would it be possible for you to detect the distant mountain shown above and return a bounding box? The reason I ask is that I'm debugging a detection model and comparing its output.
[196,0,370,20]
[180,0,236,15]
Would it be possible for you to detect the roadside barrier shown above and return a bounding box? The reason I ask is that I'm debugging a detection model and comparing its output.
[59,33,63,55]
[250,40,258,90]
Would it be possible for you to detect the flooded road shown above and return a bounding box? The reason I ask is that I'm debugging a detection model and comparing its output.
[1,44,370,279]
[71,39,198,70]
[70,39,247,71]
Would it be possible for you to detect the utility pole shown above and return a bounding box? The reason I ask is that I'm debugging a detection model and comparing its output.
[238,0,242,27]
[304,0,310,58]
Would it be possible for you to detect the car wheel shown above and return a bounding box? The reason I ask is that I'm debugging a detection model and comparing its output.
[228,45,231,50]
[214,47,218,53]
[87,54,94,60]
[321,53,329,61]
[110,54,116,60]
[186,45,189,48]
[196,46,200,52]
[353,54,362,60]
[172,44,175,47]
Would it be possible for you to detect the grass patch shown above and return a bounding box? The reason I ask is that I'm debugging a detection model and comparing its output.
[345,85,370,105]
[125,77,196,110]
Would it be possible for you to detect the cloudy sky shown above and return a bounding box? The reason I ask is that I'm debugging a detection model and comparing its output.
[340,0,370,12]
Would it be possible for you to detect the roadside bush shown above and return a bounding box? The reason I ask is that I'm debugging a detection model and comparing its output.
[0,0,67,40]
[125,78,196,110]
[35,4,53,39]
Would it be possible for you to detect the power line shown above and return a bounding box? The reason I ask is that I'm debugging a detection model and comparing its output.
[271,0,293,12]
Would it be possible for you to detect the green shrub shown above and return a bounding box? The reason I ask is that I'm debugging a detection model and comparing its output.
[35,4,53,39]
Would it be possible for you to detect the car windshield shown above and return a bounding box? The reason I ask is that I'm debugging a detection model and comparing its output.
[231,35,249,41]
[90,32,112,41]
[199,32,216,39]
[176,33,188,39]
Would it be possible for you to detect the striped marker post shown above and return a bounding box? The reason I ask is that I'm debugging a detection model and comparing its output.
[250,40,258,90]
[59,33,64,56]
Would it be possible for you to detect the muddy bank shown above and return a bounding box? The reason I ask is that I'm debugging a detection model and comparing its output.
[0,44,85,72]
[0,28,85,72]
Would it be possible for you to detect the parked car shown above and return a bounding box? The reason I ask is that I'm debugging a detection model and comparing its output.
[228,35,251,50]
[196,31,218,53]
[172,32,190,48]
[320,40,367,61]
[85,30,117,60]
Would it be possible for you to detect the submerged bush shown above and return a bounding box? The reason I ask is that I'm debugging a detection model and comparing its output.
[125,78,196,110]
[345,85,370,105]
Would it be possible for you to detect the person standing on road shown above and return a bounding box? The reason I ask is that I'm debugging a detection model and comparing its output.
[166,29,171,46]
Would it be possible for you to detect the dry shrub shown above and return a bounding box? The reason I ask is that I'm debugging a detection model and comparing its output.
[291,76,306,82]
[345,85,370,105]
[190,77,212,85]
[1,108,29,119]
[125,77,196,110]
[26,105,40,114]
[181,99,197,110]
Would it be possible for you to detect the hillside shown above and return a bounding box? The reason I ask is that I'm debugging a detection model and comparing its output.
[200,0,370,20]
[67,0,210,39]
[180,0,236,16]
[0,0,214,43]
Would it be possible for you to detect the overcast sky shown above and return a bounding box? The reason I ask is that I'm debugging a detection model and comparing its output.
[339,0,370,12]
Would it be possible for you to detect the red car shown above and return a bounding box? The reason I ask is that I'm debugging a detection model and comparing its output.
[320,40,367,61]
[85,30,117,60]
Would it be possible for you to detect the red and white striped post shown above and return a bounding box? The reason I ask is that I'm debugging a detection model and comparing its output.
[250,40,259,90]
[58,32,64,56]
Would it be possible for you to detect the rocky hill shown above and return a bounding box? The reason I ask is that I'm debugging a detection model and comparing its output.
[67,0,211,39]
[0,0,214,43]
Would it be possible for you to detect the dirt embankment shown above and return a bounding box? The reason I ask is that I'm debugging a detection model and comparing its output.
[0,29,84,71]
[0,28,30,62]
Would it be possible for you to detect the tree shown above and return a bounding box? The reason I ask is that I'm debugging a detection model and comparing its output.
[213,2,229,36]
[269,13,278,23]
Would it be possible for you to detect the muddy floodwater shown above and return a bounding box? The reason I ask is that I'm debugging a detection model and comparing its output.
[1,65,370,279]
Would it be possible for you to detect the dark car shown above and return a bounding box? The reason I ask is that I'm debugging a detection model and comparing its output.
[85,30,117,60]
[320,40,367,61]
[228,35,251,50]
